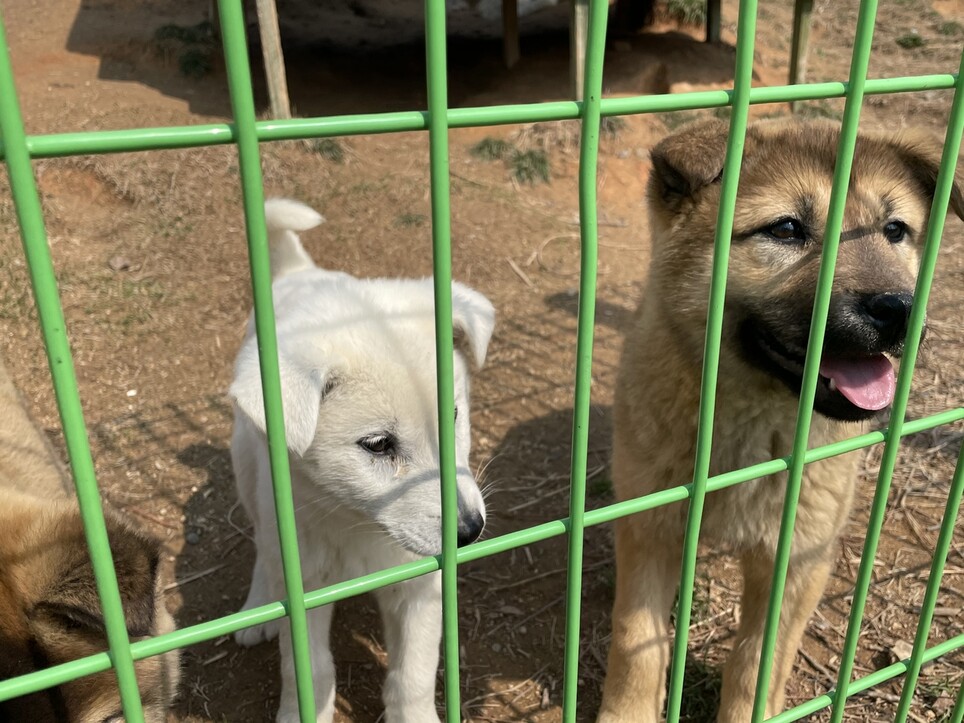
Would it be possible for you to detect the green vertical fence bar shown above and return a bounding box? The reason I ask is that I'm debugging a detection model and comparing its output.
[752,2,879,720]
[952,681,964,723]
[217,1,317,721]
[423,1,462,719]
[0,9,146,722]
[894,436,964,721]
[836,45,964,723]
[664,1,758,720]
[560,0,607,719]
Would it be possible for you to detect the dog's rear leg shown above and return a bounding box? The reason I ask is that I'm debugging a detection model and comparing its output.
[276,604,336,723]
[376,573,443,723]
[718,548,833,723]
[598,516,682,723]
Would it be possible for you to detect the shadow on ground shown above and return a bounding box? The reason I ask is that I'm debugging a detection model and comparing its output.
[64,1,740,118]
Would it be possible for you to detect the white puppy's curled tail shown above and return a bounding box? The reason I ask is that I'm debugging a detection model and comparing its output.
[263,198,325,280]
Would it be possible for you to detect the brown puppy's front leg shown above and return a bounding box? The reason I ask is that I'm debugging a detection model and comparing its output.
[718,549,834,723]
[598,516,683,723]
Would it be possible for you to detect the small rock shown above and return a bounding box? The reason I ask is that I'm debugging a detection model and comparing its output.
[500,605,523,616]
[185,530,201,545]
[108,255,132,271]
[890,639,914,662]
[491,642,502,653]
[931,693,954,716]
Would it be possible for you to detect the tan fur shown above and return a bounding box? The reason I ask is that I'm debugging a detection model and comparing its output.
[0,357,179,722]
[598,119,964,722]
[0,357,70,498]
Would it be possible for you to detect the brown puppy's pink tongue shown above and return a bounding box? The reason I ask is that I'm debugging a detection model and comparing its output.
[819,355,896,411]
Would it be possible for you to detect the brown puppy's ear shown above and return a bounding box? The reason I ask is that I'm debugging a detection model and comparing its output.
[33,514,162,639]
[649,118,730,210]
[889,129,964,221]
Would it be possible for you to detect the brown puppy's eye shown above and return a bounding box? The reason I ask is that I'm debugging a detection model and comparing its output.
[883,220,908,243]
[358,434,396,457]
[763,218,806,242]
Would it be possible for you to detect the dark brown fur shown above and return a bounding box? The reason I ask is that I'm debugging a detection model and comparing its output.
[598,119,963,722]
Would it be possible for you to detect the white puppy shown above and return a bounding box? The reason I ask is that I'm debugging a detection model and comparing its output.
[229,199,494,723]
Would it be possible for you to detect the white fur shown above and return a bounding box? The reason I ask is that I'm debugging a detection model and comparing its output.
[230,199,495,723]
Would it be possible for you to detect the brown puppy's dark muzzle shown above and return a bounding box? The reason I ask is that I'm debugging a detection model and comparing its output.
[825,291,917,358]
[858,292,913,348]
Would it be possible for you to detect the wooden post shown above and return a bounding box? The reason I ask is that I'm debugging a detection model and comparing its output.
[706,0,722,43]
[254,0,291,119]
[570,0,589,100]
[503,0,520,68]
[789,0,814,111]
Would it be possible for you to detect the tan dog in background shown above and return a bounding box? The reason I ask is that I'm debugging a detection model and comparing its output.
[0,355,180,722]
[598,119,963,722]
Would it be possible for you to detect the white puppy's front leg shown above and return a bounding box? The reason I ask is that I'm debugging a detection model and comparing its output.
[235,547,283,646]
[376,575,443,723]
[276,604,336,723]
[235,440,283,646]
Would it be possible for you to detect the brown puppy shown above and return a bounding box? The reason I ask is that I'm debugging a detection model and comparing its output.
[598,119,964,723]
[0,357,179,722]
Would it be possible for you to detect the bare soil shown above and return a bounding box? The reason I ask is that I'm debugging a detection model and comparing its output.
[0,0,962,721]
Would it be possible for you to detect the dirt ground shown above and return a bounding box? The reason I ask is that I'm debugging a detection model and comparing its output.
[0,0,963,721]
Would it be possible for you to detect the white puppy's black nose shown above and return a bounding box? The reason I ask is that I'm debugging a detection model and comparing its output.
[457,509,485,547]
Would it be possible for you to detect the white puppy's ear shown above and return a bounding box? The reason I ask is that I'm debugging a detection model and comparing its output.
[230,343,333,455]
[451,283,495,369]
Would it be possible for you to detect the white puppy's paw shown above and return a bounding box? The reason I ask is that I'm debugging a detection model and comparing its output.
[234,618,280,647]
[276,700,335,723]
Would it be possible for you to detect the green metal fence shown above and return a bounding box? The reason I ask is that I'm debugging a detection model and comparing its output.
[0,0,962,721]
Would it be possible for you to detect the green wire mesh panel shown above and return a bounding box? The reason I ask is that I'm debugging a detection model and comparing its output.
[0,1,962,722]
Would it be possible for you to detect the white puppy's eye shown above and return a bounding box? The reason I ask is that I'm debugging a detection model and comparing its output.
[358,434,396,457]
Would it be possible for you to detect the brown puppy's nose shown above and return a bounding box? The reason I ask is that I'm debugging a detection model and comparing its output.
[859,292,913,346]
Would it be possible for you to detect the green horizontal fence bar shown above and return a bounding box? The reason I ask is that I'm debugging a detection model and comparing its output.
[422,0,463,719]
[766,633,964,723]
[666,0,758,720]
[0,8,146,722]
[2,407,961,702]
[752,1,877,719]
[0,75,954,160]
[561,0,607,719]
[217,1,317,720]
[833,45,964,723]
